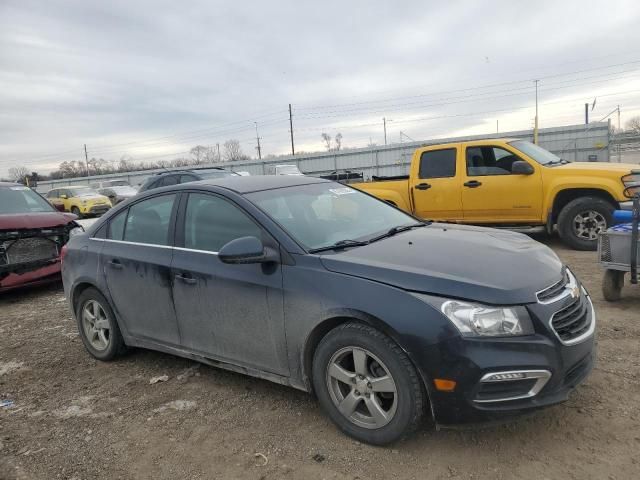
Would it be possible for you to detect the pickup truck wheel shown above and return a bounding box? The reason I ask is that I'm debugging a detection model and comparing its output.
[557,197,613,251]
[602,269,624,302]
[71,206,83,219]
[312,323,425,445]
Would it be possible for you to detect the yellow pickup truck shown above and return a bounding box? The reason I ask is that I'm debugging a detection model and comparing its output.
[353,138,640,250]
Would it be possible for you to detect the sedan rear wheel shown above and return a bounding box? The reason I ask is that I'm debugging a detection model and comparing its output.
[75,287,126,361]
[313,323,425,445]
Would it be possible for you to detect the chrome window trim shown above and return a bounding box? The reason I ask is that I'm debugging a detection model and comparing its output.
[90,237,219,255]
[549,291,596,346]
[474,369,552,403]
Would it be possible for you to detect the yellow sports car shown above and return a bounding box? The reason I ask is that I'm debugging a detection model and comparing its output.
[45,185,111,218]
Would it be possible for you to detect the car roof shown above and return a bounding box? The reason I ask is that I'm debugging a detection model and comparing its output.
[177,174,330,194]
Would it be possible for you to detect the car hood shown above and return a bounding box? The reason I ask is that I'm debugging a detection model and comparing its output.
[552,162,636,174]
[319,224,563,305]
[0,212,77,230]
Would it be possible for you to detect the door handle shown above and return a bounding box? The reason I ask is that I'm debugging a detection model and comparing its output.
[415,183,431,191]
[107,259,123,269]
[463,180,482,188]
[175,273,197,285]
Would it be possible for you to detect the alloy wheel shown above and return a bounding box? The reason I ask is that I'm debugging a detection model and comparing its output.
[82,300,111,351]
[572,210,607,240]
[326,346,398,429]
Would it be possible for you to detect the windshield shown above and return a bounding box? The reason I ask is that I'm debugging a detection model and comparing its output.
[0,186,55,214]
[199,169,238,179]
[510,140,565,165]
[247,183,420,251]
[110,186,137,194]
[69,187,99,197]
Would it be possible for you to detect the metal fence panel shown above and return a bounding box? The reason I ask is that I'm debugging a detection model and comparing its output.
[34,122,611,192]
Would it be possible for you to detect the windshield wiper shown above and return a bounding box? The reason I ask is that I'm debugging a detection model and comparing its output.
[308,239,369,254]
[368,222,426,243]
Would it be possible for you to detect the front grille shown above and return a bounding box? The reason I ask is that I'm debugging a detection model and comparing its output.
[551,296,590,343]
[1,237,59,265]
[537,270,569,303]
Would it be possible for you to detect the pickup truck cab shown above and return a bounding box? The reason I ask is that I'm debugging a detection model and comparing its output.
[353,139,639,250]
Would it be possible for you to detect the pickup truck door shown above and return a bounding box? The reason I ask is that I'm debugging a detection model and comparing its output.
[409,147,463,221]
[461,145,543,222]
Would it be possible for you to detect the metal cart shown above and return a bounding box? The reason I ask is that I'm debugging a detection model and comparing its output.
[598,192,639,301]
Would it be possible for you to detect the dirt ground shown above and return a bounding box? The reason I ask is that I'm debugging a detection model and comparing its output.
[1,236,639,480]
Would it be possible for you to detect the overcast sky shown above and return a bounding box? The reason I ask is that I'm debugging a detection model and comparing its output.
[1,0,640,176]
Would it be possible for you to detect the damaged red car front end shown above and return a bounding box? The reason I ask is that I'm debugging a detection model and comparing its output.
[0,183,81,293]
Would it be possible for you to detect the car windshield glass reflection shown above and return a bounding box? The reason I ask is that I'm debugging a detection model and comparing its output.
[247,183,420,251]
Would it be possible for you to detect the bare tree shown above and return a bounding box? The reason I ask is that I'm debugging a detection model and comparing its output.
[223,139,245,161]
[626,116,640,134]
[321,133,332,151]
[8,165,30,183]
[334,133,343,151]
[190,145,212,165]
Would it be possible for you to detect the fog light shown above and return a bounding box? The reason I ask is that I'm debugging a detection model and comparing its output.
[483,372,527,382]
[434,378,457,392]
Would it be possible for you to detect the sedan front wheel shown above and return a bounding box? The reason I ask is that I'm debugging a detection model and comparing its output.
[313,323,426,445]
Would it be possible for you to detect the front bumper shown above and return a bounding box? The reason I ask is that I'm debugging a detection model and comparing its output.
[82,204,110,215]
[417,293,596,426]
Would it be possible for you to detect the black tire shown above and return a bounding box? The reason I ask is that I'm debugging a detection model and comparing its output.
[602,269,624,302]
[557,197,614,251]
[75,287,126,361]
[71,206,83,219]
[312,322,425,445]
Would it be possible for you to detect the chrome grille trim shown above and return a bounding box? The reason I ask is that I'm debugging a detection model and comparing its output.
[549,292,596,346]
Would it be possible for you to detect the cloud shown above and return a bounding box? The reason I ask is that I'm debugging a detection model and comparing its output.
[1,0,639,175]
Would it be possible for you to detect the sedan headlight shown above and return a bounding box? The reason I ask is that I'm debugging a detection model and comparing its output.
[622,173,640,198]
[411,293,534,337]
[441,301,534,337]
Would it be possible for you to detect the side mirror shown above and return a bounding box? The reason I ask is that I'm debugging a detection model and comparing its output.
[218,236,279,264]
[511,161,534,175]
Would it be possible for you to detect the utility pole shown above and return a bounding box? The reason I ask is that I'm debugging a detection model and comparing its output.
[254,122,262,160]
[533,80,539,145]
[496,119,499,134]
[383,118,390,145]
[585,103,589,125]
[288,103,295,155]
[84,144,89,177]
[617,105,621,131]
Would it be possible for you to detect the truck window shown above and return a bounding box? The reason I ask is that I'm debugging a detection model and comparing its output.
[466,146,521,176]
[418,149,456,179]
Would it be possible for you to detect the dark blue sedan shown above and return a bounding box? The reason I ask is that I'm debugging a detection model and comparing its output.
[61,175,595,444]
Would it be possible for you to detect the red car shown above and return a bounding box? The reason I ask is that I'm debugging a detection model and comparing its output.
[0,183,82,292]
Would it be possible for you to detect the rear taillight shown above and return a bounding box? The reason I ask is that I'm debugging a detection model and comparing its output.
[60,244,68,265]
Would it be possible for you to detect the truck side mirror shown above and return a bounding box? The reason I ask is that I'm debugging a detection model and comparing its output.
[511,161,534,175]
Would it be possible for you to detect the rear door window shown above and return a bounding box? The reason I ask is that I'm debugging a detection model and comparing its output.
[123,194,176,246]
[418,149,456,179]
